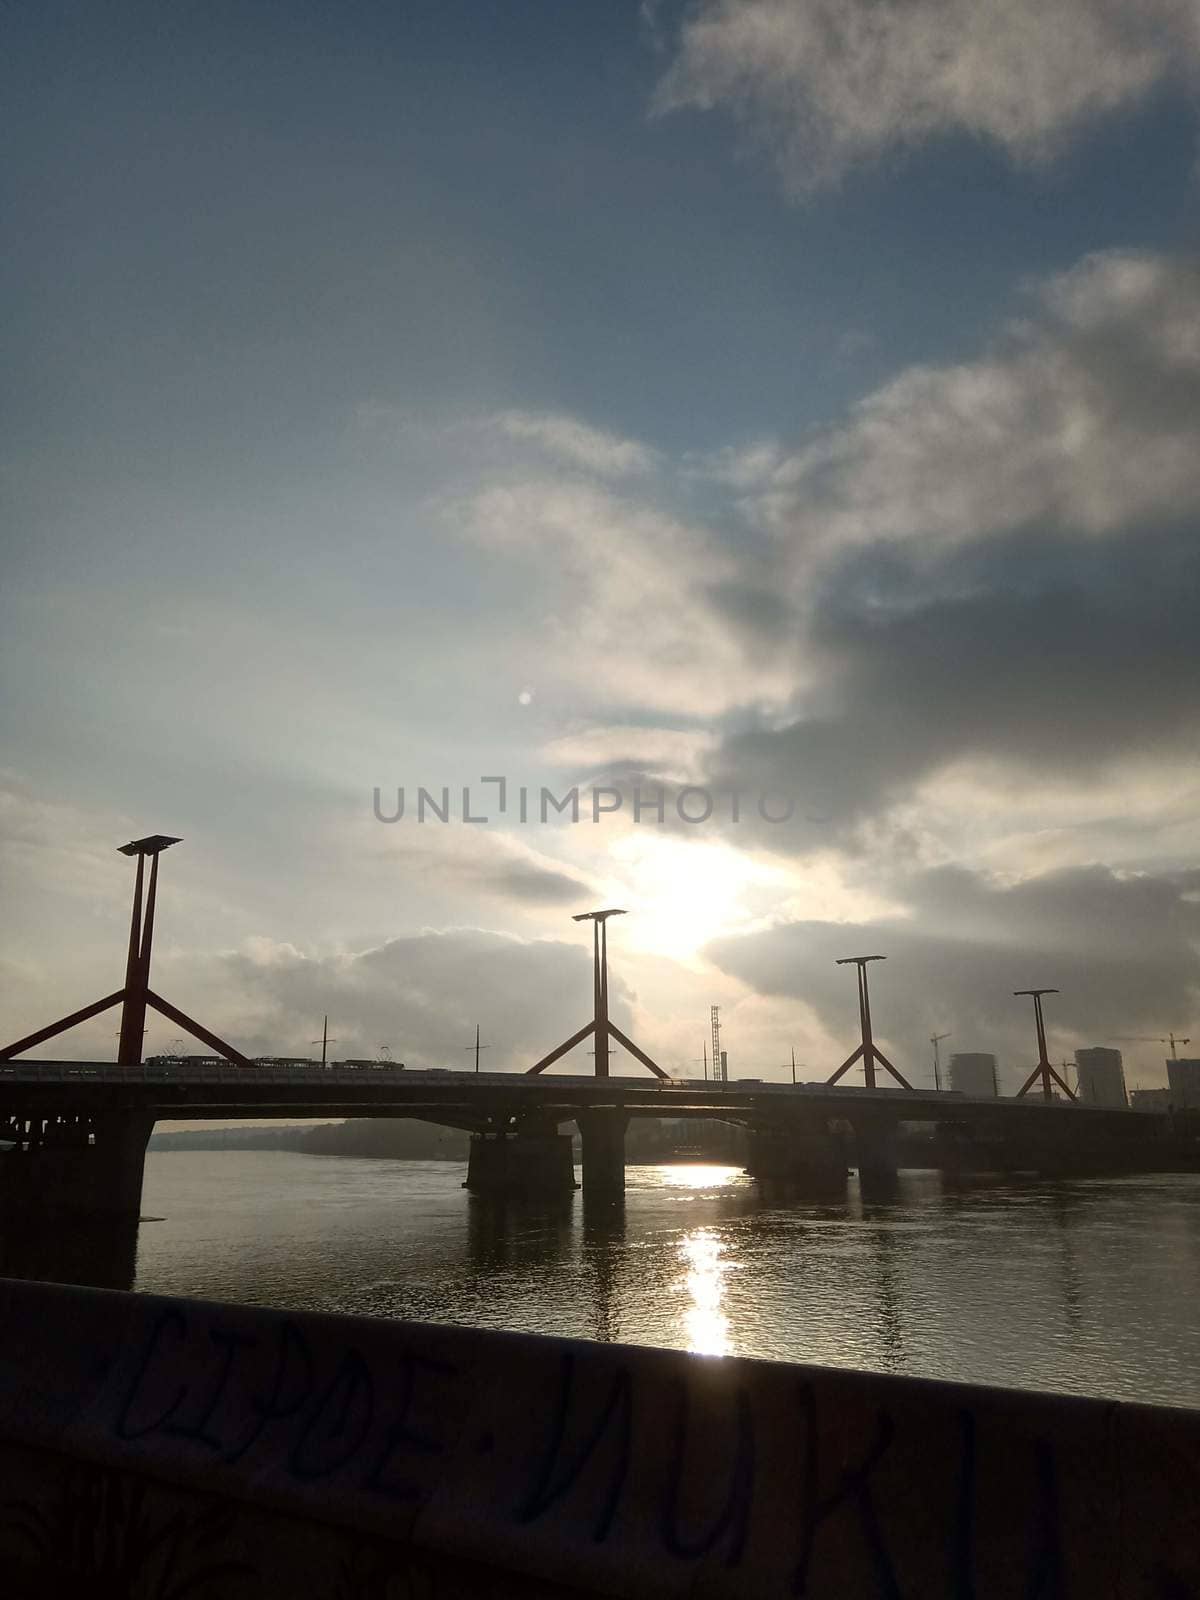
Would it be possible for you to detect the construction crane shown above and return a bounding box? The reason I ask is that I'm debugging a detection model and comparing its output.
[1110,1032,1191,1059]
[711,1006,724,1084]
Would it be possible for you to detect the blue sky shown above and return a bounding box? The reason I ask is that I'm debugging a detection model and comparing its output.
[3,0,1199,1088]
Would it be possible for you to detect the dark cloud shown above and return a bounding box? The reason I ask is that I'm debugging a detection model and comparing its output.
[697,518,1200,847]
[399,840,593,907]
[705,577,796,646]
[707,863,1200,1083]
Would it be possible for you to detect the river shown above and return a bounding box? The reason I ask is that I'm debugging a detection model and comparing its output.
[35,1151,1179,1408]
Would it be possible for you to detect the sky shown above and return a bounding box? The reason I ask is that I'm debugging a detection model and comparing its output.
[3,0,1199,1093]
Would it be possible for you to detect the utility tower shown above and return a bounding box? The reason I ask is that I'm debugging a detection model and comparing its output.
[464,1024,490,1074]
[711,1006,724,1085]
[827,956,914,1089]
[527,910,667,1079]
[1,837,250,1066]
[931,1032,951,1092]
[1014,989,1076,1100]
[312,1016,337,1067]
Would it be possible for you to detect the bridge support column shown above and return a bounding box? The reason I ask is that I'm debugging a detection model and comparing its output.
[853,1122,899,1189]
[463,1131,576,1197]
[0,1112,154,1219]
[746,1126,847,1196]
[576,1110,628,1198]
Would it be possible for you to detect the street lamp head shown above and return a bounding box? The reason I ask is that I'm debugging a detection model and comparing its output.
[572,908,627,923]
[119,835,182,857]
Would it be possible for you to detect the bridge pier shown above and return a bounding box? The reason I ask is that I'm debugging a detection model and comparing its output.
[576,1109,628,1198]
[746,1125,848,1196]
[0,1111,154,1219]
[463,1130,576,1197]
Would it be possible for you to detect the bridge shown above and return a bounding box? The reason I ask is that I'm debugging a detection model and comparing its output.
[2,836,1195,1217]
[1,1058,1192,1217]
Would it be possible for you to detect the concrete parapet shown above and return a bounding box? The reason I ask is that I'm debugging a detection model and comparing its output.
[0,1277,1198,1597]
[464,1132,577,1196]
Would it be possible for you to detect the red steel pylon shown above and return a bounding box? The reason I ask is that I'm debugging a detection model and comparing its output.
[1,836,250,1066]
[526,909,667,1079]
[826,955,913,1090]
[1014,988,1076,1101]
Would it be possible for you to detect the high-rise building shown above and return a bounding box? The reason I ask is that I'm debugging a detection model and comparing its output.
[1130,1088,1171,1113]
[1074,1047,1127,1108]
[1167,1059,1200,1110]
[949,1052,998,1097]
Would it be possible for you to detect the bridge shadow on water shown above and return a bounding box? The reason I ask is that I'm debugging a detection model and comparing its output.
[464,1188,630,1345]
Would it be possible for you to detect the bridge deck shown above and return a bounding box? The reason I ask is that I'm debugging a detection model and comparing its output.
[0,1061,1156,1131]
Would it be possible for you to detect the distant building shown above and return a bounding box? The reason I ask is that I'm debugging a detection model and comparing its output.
[949,1053,998,1097]
[1130,1088,1172,1113]
[1074,1047,1127,1108]
[1167,1059,1200,1110]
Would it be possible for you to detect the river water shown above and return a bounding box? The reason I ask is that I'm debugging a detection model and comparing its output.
[94,1152,1200,1408]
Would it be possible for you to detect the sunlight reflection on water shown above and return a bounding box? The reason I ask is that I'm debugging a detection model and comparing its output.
[648,1163,745,1193]
[123,1154,1200,1406]
[677,1227,731,1355]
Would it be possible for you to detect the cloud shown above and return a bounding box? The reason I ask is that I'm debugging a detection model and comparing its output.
[397,252,1200,867]
[702,519,1200,841]
[220,927,629,1070]
[447,474,794,716]
[539,725,716,782]
[722,252,1200,562]
[392,831,595,908]
[352,404,658,480]
[673,250,1200,840]
[365,254,1200,907]
[655,0,1200,192]
[490,411,659,478]
[707,862,1200,1081]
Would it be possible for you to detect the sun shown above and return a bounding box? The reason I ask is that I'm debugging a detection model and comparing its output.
[606,834,785,964]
